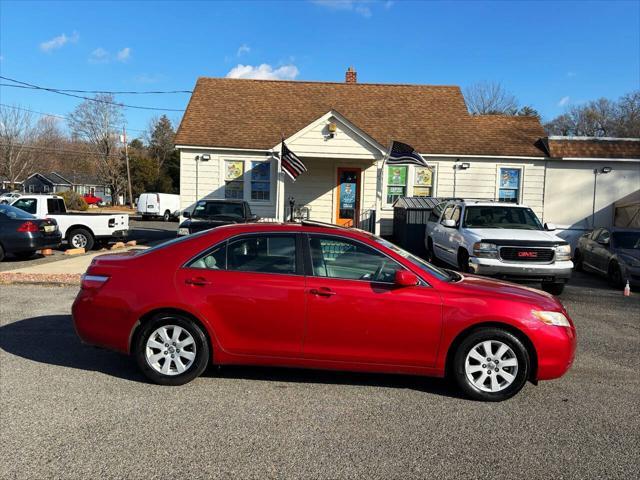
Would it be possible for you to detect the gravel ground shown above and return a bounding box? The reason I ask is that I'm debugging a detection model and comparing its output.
[0,219,177,272]
[0,278,638,479]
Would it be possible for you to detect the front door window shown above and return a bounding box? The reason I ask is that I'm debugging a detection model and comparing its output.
[336,168,360,227]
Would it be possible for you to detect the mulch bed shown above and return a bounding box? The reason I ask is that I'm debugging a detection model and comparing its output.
[0,272,81,286]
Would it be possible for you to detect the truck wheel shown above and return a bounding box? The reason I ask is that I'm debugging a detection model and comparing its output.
[541,282,565,295]
[573,249,583,271]
[163,210,171,222]
[457,249,470,273]
[68,228,94,251]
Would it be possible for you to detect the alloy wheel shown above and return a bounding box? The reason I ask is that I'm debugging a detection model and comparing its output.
[465,340,519,393]
[71,233,88,249]
[145,325,197,376]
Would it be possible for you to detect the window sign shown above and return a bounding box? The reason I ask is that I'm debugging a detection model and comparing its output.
[498,168,521,203]
[386,166,407,204]
[414,166,434,197]
[225,160,245,199]
[250,161,271,201]
[340,182,356,209]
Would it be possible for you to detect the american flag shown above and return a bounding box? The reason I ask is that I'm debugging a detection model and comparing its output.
[280,140,307,181]
[386,141,429,167]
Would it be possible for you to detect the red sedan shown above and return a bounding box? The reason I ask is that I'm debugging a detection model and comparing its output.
[73,222,576,401]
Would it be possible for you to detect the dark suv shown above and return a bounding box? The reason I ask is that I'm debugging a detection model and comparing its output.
[177,200,259,236]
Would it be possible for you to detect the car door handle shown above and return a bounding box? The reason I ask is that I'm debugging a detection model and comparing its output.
[185,277,211,287]
[308,287,336,297]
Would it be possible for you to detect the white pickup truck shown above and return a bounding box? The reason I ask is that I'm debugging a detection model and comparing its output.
[425,199,573,295]
[11,194,129,250]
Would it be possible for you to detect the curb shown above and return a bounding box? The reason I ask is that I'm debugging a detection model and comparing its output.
[0,272,81,286]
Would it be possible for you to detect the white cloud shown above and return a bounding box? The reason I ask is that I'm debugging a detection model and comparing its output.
[558,96,570,107]
[226,63,299,80]
[89,47,110,64]
[566,71,577,78]
[40,31,79,52]
[116,47,131,62]
[237,44,251,57]
[312,0,373,18]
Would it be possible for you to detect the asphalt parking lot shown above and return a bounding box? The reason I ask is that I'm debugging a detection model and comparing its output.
[0,276,638,479]
[0,218,177,272]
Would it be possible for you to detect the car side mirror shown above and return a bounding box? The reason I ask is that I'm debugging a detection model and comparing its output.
[441,219,456,228]
[182,211,191,218]
[598,238,610,246]
[249,214,259,221]
[544,223,556,231]
[395,270,419,287]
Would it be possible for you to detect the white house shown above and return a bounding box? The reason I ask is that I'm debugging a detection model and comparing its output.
[175,68,639,241]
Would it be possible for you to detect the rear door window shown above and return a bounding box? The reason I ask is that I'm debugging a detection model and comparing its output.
[227,235,297,275]
[47,198,66,214]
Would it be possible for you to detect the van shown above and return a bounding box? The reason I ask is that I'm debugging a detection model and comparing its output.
[137,193,181,221]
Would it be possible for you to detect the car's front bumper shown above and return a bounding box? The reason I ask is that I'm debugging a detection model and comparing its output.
[469,257,573,282]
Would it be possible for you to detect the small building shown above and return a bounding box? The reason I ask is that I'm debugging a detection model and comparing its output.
[22,171,112,203]
[174,68,640,241]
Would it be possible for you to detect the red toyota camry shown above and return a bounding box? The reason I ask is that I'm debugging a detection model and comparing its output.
[73,222,576,401]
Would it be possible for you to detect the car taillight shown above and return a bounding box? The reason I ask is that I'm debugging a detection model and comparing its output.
[17,221,39,233]
[81,274,110,290]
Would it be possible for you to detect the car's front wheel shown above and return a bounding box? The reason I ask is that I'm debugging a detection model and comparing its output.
[453,328,530,401]
[135,314,209,386]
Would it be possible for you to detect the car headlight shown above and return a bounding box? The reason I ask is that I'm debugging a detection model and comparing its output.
[177,228,190,236]
[473,242,498,259]
[555,244,571,261]
[532,310,571,327]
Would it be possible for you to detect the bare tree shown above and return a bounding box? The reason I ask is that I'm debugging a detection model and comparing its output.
[616,91,640,137]
[0,105,39,188]
[146,115,176,177]
[464,81,519,115]
[67,94,126,204]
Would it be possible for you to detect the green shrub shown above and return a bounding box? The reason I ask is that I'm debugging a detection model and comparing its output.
[59,191,89,211]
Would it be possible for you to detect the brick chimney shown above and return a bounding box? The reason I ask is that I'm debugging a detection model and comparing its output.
[345,66,357,84]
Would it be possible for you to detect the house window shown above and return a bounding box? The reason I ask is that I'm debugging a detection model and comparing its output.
[498,167,522,203]
[250,161,271,201]
[386,166,407,204]
[224,160,244,199]
[413,166,435,197]
[28,185,34,193]
[43,185,50,193]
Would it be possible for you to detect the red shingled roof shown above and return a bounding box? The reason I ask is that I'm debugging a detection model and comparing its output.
[547,137,640,159]
[175,77,547,157]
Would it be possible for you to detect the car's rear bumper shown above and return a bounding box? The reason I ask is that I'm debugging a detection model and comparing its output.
[3,232,62,253]
[469,258,573,282]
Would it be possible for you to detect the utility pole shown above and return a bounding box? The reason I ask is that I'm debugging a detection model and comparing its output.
[123,126,133,207]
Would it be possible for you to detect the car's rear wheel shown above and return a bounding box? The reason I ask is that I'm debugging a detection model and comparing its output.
[453,328,530,402]
[135,314,209,386]
[67,228,94,251]
[573,249,583,271]
[541,282,565,295]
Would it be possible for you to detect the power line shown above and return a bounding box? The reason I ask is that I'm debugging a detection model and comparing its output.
[0,103,147,134]
[0,75,186,112]
[0,83,192,95]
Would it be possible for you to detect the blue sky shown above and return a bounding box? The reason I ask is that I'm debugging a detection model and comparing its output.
[1,0,638,137]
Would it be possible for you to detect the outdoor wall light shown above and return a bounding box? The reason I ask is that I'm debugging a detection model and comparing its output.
[327,122,338,139]
[200,154,211,161]
[459,162,471,169]
[601,167,612,174]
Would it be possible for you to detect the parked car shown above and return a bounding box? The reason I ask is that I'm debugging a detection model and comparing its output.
[177,199,259,236]
[82,193,103,206]
[0,192,21,204]
[574,228,640,288]
[425,200,572,295]
[11,195,128,251]
[0,203,62,261]
[73,221,576,401]
[137,193,181,221]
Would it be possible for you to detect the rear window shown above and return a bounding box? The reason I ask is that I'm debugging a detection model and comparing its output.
[11,198,37,215]
[47,198,66,213]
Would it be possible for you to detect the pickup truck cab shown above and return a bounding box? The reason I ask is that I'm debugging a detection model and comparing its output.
[11,195,129,250]
[425,200,572,295]
[177,199,259,236]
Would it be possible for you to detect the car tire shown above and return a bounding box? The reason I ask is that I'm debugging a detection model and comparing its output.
[608,261,623,288]
[541,282,565,295]
[426,238,435,263]
[0,244,5,262]
[135,313,210,386]
[453,328,530,402]
[67,228,94,251]
[573,249,583,271]
[457,249,470,273]
[163,210,171,222]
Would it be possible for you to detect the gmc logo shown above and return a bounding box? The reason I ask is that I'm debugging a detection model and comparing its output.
[518,251,538,258]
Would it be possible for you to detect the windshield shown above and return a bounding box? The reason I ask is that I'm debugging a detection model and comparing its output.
[372,236,453,282]
[463,206,543,230]
[613,231,640,249]
[192,201,244,219]
[0,203,36,220]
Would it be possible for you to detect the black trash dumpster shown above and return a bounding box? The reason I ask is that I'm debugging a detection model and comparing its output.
[392,197,442,257]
